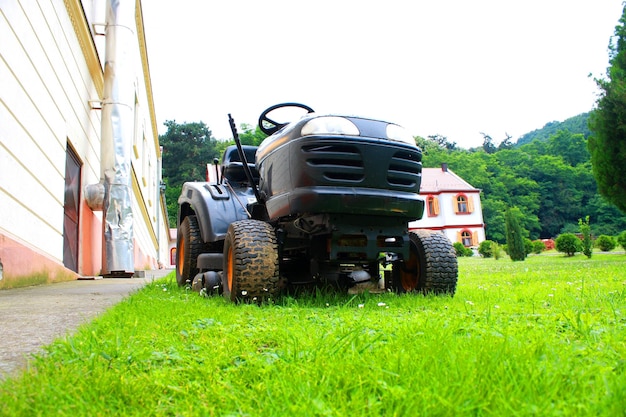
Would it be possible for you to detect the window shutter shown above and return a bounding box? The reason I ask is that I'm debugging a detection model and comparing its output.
[456,231,462,242]
[472,231,478,246]
[433,197,440,215]
[467,195,475,213]
[453,197,459,213]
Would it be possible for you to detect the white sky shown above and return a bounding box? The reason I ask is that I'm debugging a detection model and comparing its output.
[141,1,623,149]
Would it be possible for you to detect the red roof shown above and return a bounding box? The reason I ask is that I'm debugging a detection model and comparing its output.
[420,167,478,193]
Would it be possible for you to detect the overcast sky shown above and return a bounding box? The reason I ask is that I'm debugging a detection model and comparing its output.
[141,1,623,149]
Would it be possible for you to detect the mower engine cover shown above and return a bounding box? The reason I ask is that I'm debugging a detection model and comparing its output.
[256,112,425,222]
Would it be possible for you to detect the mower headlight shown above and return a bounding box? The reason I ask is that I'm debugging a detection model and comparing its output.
[386,124,416,146]
[301,117,360,136]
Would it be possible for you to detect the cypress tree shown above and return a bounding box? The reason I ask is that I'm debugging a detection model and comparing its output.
[505,208,526,261]
[588,5,626,214]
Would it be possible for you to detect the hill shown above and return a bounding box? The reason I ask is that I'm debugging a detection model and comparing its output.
[515,113,591,146]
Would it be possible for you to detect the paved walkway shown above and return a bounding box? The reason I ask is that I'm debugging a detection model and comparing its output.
[0,269,173,380]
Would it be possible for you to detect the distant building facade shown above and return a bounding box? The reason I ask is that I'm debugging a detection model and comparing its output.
[410,164,486,248]
[0,0,170,288]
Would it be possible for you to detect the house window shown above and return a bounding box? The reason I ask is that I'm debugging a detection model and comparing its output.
[454,193,474,214]
[427,195,440,217]
[457,229,478,247]
[461,231,472,246]
[457,196,468,213]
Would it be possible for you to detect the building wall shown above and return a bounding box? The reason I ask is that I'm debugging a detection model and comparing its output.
[0,0,170,288]
[410,177,486,247]
[1,0,99,286]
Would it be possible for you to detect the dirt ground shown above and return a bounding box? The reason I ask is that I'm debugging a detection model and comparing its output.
[0,270,173,380]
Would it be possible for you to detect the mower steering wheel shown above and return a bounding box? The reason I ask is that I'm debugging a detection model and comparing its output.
[258,103,315,136]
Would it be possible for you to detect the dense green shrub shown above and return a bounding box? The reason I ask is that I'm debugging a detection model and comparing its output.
[453,242,465,256]
[492,242,503,260]
[618,231,626,251]
[453,242,473,257]
[478,240,494,258]
[555,233,583,256]
[531,240,546,254]
[524,238,533,256]
[595,234,616,252]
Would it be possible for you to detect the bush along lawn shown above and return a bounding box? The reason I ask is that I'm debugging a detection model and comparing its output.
[1,254,625,416]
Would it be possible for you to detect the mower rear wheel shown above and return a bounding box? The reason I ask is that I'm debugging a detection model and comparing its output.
[392,230,458,295]
[176,215,204,287]
[222,220,280,302]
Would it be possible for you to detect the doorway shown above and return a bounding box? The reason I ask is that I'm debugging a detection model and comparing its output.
[63,144,81,272]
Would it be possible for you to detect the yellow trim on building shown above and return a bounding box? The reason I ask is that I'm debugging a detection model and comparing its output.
[63,0,104,97]
[135,0,161,159]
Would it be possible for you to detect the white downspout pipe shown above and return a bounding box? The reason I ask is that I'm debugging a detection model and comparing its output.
[101,0,135,276]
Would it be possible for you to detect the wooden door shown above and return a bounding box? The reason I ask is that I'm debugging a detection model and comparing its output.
[63,146,81,272]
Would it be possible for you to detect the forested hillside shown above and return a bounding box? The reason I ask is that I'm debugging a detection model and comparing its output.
[417,126,626,242]
[515,113,591,146]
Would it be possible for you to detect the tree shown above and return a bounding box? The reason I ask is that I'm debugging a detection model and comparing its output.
[555,233,582,256]
[588,5,626,214]
[480,132,497,154]
[163,186,181,229]
[595,235,616,252]
[159,120,219,226]
[523,154,586,238]
[547,131,589,167]
[523,238,533,257]
[238,124,268,146]
[160,120,218,185]
[587,195,626,236]
[617,230,626,251]
[505,207,526,261]
[453,242,473,257]
[478,240,495,258]
[516,113,591,146]
[427,134,457,151]
[481,200,507,242]
[579,216,593,258]
[497,133,514,151]
[531,240,546,254]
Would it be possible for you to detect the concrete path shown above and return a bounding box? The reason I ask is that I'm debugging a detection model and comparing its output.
[0,269,173,380]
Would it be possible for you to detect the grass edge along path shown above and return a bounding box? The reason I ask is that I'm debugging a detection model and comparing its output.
[0,254,625,416]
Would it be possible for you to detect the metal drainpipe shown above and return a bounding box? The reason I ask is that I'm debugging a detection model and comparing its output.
[100,0,135,276]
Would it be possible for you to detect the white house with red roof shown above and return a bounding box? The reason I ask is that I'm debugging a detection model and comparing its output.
[411,164,486,248]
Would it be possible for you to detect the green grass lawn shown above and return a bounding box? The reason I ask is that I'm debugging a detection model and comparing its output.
[1,254,625,416]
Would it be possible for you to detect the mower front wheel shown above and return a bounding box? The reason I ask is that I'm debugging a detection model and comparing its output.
[222,220,280,302]
[176,215,203,287]
[392,230,458,295]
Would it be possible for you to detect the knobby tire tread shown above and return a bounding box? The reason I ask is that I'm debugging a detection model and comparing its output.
[224,220,280,302]
[412,230,458,295]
